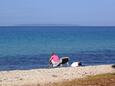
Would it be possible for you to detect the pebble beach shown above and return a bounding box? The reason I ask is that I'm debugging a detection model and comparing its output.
[0,64,115,86]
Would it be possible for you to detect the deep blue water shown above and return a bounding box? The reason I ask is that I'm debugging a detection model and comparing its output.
[0,26,115,70]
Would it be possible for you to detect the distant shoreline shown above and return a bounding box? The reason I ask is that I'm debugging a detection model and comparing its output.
[0,25,115,28]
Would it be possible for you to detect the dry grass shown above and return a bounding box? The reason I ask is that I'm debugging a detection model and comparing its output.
[44,73,115,86]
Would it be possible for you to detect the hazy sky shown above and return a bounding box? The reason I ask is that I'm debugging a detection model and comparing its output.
[0,0,115,26]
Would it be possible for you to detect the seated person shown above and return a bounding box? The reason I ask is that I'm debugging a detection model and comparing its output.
[49,53,60,67]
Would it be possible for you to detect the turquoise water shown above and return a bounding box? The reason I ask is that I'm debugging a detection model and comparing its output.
[0,26,115,70]
[0,26,115,56]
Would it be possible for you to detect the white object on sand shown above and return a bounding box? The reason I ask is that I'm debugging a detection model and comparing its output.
[71,62,80,67]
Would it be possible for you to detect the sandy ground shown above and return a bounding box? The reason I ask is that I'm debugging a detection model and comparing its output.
[0,64,114,86]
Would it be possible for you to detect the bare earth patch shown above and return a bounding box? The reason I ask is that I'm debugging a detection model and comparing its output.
[47,73,115,86]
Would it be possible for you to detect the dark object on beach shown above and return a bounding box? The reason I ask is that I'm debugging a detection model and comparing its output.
[78,61,82,66]
[60,57,69,64]
[59,57,69,66]
[112,64,115,68]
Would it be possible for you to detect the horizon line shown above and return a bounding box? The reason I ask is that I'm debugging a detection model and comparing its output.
[0,25,115,27]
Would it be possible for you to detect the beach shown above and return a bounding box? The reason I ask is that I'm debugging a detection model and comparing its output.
[0,64,114,86]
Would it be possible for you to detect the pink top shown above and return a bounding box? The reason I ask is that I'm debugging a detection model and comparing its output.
[50,54,60,62]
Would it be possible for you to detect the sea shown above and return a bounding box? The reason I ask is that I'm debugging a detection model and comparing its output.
[0,26,115,71]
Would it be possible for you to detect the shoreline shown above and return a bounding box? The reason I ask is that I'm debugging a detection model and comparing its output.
[0,64,115,86]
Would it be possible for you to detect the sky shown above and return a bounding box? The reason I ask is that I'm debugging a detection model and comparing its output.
[0,0,115,26]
